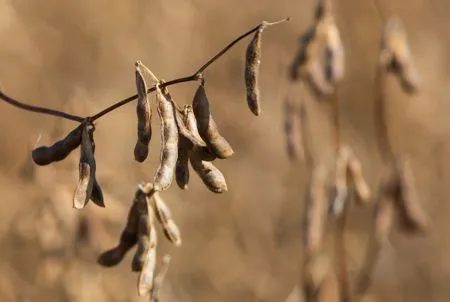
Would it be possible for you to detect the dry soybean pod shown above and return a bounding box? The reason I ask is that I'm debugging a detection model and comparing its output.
[175,137,191,190]
[150,255,171,302]
[244,23,265,116]
[134,61,152,163]
[90,178,105,208]
[138,205,158,296]
[284,92,304,161]
[32,125,83,166]
[192,80,234,159]
[347,151,371,206]
[132,193,152,272]
[183,105,206,147]
[151,192,182,246]
[153,84,179,192]
[97,192,147,267]
[395,158,428,233]
[73,122,96,209]
[331,146,350,216]
[189,148,228,193]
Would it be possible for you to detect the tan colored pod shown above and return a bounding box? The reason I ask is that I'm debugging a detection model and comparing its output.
[150,255,171,302]
[395,158,429,233]
[153,86,179,192]
[324,20,344,83]
[380,17,421,92]
[32,125,82,166]
[245,25,264,116]
[73,123,96,209]
[189,148,228,193]
[134,61,152,163]
[192,82,234,159]
[303,165,329,257]
[132,199,152,272]
[97,193,147,267]
[137,209,157,296]
[183,105,206,147]
[152,193,182,246]
[284,94,304,161]
[347,151,371,205]
[373,174,396,245]
[332,146,350,215]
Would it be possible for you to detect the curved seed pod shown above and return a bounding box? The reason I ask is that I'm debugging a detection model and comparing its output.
[90,178,105,208]
[193,146,216,162]
[150,255,171,302]
[153,86,179,192]
[132,199,152,272]
[175,137,190,190]
[331,147,350,216]
[32,125,82,166]
[289,27,315,81]
[97,193,147,267]
[137,209,157,296]
[284,93,304,161]
[303,251,330,298]
[73,123,96,209]
[192,82,234,159]
[183,105,207,147]
[347,152,371,205]
[189,148,228,193]
[324,21,344,83]
[134,61,152,162]
[245,25,264,116]
[395,158,429,233]
[380,17,420,93]
[152,193,182,246]
[303,165,329,257]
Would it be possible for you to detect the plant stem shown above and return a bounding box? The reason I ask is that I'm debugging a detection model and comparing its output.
[0,18,290,123]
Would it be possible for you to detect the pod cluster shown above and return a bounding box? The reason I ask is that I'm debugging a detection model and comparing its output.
[97,185,180,297]
[32,121,105,209]
[288,0,344,96]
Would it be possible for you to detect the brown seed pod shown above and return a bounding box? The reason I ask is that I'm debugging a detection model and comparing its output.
[97,192,147,267]
[347,151,371,206]
[90,178,105,208]
[373,172,396,245]
[245,24,265,116]
[380,17,420,93]
[153,86,179,192]
[132,197,152,272]
[192,82,234,159]
[395,158,429,233]
[189,148,228,193]
[31,125,82,166]
[316,272,340,302]
[137,208,157,296]
[331,147,350,216]
[284,92,305,161]
[183,105,206,146]
[303,165,329,257]
[73,123,96,209]
[324,20,344,84]
[151,192,182,246]
[150,255,171,302]
[175,137,190,190]
[134,61,152,163]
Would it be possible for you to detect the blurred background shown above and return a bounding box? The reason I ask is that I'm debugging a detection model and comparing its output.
[0,0,449,301]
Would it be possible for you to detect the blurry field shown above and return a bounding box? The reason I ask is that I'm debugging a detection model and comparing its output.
[0,0,449,301]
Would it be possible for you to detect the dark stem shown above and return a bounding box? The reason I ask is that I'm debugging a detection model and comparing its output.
[0,90,84,122]
[0,18,289,123]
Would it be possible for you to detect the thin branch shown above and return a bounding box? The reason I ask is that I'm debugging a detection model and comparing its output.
[0,18,290,123]
[0,90,84,122]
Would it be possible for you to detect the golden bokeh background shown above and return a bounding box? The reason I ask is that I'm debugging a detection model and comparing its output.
[0,0,449,301]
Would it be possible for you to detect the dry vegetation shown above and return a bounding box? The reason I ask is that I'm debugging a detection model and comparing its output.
[0,0,449,301]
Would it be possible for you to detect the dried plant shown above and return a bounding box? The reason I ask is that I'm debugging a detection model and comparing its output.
[0,18,290,298]
[355,16,429,300]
